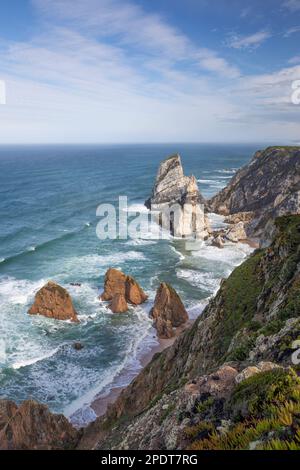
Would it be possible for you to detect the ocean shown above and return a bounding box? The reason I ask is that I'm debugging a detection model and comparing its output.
[0,143,259,425]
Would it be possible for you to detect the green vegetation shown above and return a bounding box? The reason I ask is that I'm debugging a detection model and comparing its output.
[187,368,300,450]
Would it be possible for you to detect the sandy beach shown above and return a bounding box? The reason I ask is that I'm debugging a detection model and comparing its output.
[91,320,193,417]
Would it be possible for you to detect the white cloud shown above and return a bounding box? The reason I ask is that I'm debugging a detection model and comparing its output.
[289,55,300,64]
[227,31,271,50]
[283,0,300,11]
[284,26,300,37]
[0,0,298,143]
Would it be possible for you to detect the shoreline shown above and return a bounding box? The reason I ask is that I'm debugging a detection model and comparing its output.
[90,320,193,418]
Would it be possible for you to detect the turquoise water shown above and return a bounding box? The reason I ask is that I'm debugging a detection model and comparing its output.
[0,143,258,424]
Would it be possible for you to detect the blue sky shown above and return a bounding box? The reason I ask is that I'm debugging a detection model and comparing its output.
[0,0,299,143]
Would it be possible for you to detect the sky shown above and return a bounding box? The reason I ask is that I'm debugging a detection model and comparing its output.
[0,0,299,144]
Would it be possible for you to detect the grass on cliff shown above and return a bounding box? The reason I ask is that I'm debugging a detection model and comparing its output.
[187,367,300,450]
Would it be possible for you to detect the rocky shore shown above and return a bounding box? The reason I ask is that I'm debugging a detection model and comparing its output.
[1,146,300,450]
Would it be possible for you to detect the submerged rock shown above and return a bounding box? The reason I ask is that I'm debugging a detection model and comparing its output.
[211,234,225,248]
[150,282,188,339]
[101,268,147,313]
[28,281,79,322]
[0,399,79,450]
[145,154,210,239]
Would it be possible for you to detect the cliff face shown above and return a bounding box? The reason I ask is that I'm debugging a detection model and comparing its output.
[145,154,210,239]
[0,400,79,450]
[208,147,300,244]
[79,215,300,450]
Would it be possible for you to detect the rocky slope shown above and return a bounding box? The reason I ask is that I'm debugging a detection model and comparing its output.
[145,154,210,239]
[208,146,300,245]
[78,215,300,450]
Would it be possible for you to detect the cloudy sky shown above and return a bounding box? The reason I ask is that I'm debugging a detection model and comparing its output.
[0,0,299,143]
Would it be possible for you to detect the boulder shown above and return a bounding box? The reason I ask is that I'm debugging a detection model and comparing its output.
[100,268,147,313]
[225,221,247,242]
[0,400,79,450]
[150,283,188,338]
[235,361,282,384]
[28,281,79,322]
[212,234,225,248]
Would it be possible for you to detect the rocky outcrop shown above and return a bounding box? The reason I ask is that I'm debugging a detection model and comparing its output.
[145,154,210,239]
[209,146,300,244]
[100,268,147,313]
[78,215,300,450]
[225,221,247,242]
[150,283,188,338]
[0,400,79,450]
[28,281,79,322]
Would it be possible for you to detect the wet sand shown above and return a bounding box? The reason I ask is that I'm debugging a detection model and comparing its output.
[91,320,193,417]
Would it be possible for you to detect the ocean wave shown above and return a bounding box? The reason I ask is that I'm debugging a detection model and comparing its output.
[216,168,238,174]
[191,241,253,266]
[11,347,60,370]
[59,251,147,280]
[66,307,153,425]
[0,224,93,267]
[197,179,222,185]
[126,238,156,246]
[177,269,221,293]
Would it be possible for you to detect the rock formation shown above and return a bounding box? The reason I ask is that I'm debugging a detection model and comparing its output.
[28,281,79,322]
[0,400,79,450]
[209,146,300,245]
[150,283,188,339]
[145,154,210,240]
[78,215,300,451]
[225,221,247,242]
[100,268,147,313]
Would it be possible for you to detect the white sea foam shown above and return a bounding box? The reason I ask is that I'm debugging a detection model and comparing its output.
[12,347,60,370]
[126,238,156,246]
[176,269,221,293]
[191,241,253,266]
[59,251,146,279]
[197,179,221,185]
[66,305,153,425]
[27,246,36,252]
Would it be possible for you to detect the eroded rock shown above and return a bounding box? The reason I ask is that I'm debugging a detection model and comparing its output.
[150,283,188,338]
[0,400,79,450]
[101,268,147,313]
[28,281,79,322]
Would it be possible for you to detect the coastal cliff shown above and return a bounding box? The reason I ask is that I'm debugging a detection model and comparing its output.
[79,215,300,450]
[145,154,210,239]
[208,146,300,245]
